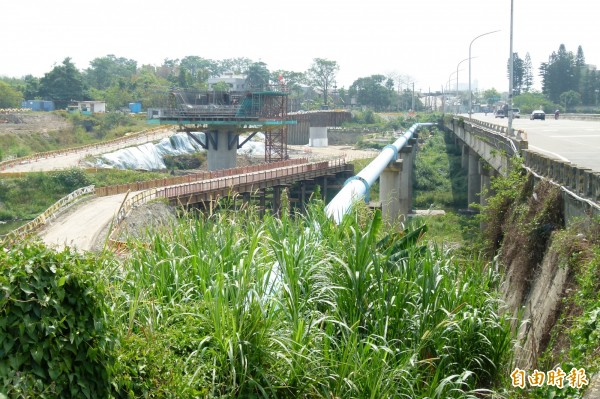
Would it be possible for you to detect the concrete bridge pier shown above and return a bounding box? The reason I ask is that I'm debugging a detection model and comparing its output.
[205,128,239,171]
[479,163,496,229]
[380,144,415,225]
[468,148,482,209]
[309,127,328,147]
[461,143,470,169]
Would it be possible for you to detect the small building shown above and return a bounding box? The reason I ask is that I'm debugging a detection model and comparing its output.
[21,100,55,112]
[68,101,106,114]
[208,72,247,91]
[128,102,142,113]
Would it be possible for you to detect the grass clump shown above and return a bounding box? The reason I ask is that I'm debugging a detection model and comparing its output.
[106,197,513,397]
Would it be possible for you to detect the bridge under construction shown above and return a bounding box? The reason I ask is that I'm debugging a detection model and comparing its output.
[149,87,296,169]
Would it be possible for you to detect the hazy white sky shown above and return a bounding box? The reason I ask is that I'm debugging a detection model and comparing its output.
[2,0,597,94]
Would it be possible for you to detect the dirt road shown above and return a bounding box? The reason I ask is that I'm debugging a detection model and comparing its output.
[39,193,128,252]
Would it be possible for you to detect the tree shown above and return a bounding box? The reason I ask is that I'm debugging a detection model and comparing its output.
[38,58,85,109]
[559,90,581,112]
[180,56,218,88]
[482,88,501,106]
[0,81,22,108]
[513,91,555,113]
[245,61,270,89]
[306,58,339,109]
[523,53,534,92]
[218,57,253,75]
[580,69,599,106]
[84,55,137,90]
[349,75,393,111]
[508,53,524,95]
[540,44,578,103]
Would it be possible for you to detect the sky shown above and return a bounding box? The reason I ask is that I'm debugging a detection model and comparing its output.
[2,0,598,95]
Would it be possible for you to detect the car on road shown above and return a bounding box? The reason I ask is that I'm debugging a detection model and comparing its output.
[510,108,521,118]
[531,110,546,120]
[494,109,505,118]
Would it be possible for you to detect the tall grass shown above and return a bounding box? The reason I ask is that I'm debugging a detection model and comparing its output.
[107,196,513,397]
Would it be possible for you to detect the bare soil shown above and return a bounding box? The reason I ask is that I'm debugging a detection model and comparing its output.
[0,112,71,135]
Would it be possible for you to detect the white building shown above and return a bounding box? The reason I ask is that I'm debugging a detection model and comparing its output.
[208,72,247,91]
[68,101,106,114]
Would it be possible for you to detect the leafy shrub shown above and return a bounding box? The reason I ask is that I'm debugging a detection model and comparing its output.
[163,153,205,170]
[51,168,92,192]
[0,242,115,398]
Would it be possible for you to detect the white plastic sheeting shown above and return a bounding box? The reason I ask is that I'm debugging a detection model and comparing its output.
[86,132,265,170]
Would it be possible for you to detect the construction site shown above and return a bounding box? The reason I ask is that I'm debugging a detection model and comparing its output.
[149,86,295,168]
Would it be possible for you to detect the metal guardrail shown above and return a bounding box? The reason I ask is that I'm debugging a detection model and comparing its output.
[95,158,310,197]
[160,159,343,199]
[2,185,96,245]
[449,116,600,209]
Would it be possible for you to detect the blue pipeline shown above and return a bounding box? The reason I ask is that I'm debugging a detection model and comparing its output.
[324,122,435,224]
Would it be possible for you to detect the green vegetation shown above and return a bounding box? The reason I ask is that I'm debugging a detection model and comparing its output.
[0,81,22,108]
[164,153,206,170]
[474,158,600,398]
[1,196,514,398]
[0,242,114,398]
[517,218,600,399]
[413,127,467,210]
[0,112,147,161]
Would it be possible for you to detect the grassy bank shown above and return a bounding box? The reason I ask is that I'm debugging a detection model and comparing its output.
[0,111,148,161]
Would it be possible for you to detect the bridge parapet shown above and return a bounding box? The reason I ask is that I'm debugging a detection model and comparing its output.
[523,150,600,205]
[446,116,600,216]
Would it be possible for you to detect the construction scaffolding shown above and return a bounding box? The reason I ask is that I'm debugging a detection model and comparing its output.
[152,87,291,162]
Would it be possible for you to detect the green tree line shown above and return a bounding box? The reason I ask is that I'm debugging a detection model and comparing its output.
[0,55,426,112]
[509,44,599,111]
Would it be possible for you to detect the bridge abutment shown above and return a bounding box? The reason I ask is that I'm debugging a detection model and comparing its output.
[309,127,328,147]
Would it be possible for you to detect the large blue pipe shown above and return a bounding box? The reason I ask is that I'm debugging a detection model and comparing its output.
[325,123,434,223]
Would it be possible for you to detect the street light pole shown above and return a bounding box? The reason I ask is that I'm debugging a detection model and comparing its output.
[508,0,519,138]
[469,29,500,119]
[456,57,471,114]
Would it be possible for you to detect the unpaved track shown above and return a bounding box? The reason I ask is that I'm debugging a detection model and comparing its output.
[39,193,128,252]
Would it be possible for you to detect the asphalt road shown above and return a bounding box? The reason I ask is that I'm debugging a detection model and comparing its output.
[472,114,600,172]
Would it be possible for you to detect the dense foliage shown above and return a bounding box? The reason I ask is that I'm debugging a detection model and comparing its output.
[0,243,114,398]
[413,127,467,210]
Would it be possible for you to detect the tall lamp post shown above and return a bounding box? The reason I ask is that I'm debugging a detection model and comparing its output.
[456,57,472,114]
[448,70,461,113]
[469,29,500,119]
[508,0,519,138]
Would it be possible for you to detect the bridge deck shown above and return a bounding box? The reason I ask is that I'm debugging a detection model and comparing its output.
[158,159,352,205]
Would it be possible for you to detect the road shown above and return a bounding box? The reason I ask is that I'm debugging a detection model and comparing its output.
[472,114,600,172]
[39,193,129,252]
